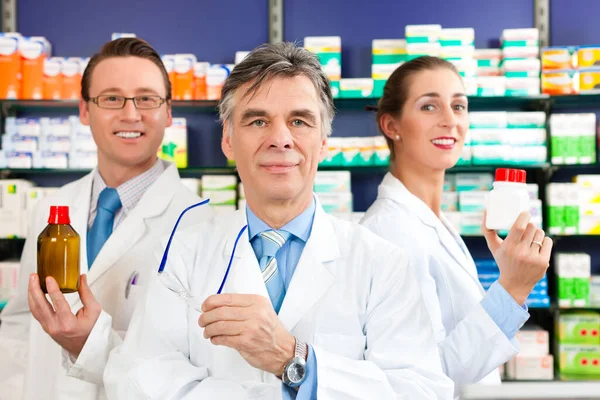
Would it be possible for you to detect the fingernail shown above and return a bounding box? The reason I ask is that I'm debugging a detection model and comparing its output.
[30,274,36,282]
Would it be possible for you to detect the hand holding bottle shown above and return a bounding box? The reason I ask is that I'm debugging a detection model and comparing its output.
[28,274,102,358]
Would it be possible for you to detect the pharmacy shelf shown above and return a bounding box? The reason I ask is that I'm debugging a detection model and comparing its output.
[334,95,551,112]
[0,164,551,178]
[0,95,557,115]
[0,167,237,179]
[3,94,600,114]
[461,381,600,399]
[551,93,600,109]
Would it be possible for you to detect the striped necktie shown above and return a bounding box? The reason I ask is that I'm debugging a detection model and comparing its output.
[259,230,291,313]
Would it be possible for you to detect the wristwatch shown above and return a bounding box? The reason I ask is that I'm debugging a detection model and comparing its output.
[281,337,308,388]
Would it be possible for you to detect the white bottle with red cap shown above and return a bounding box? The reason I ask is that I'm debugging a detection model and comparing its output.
[485,168,530,231]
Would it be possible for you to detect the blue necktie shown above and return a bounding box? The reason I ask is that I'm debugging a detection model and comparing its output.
[259,230,290,313]
[87,188,122,268]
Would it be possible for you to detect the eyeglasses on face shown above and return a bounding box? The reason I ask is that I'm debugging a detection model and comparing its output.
[89,95,166,110]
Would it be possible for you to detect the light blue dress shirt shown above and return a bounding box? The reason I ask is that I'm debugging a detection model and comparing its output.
[451,225,530,339]
[481,281,530,339]
[246,199,318,400]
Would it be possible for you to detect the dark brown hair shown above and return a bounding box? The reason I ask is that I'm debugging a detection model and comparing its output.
[81,37,171,101]
[376,56,461,160]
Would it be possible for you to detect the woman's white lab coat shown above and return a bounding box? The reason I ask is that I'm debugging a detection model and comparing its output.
[361,173,520,398]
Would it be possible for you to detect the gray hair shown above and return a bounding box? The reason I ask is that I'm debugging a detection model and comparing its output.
[218,42,335,137]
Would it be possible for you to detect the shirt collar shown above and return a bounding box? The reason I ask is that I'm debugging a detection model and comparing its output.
[90,158,165,214]
[246,196,316,243]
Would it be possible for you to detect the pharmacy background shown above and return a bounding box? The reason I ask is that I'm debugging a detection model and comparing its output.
[1,3,600,397]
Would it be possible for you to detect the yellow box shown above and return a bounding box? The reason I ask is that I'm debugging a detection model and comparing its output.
[578,47,600,69]
[541,70,579,95]
[579,69,600,94]
[158,117,187,168]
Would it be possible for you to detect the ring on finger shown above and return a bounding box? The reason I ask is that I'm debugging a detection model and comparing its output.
[531,240,543,248]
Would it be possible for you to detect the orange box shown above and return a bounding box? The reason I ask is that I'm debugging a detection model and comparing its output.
[43,57,62,100]
[194,62,209,100]
[541,70,579,95]
[542,47,577,71]
[161,55,175,99]
[20,37,50,99]
[206,65,231,100]
[0,34,21,99]
[61,58,81,100]
[173,54,196,100]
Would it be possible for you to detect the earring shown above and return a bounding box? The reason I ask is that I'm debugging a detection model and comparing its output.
[395,135,400,141]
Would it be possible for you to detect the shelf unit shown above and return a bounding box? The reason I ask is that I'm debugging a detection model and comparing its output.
[1,95,600,381]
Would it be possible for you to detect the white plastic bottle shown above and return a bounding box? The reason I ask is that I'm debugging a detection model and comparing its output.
[485,168,530,231]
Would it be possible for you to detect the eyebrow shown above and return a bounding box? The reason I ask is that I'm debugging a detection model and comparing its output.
[240,108,270,123]
[98,87,161,95]
[418,92,467,100]
[289,108,318,125]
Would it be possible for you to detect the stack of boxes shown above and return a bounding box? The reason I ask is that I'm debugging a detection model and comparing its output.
[474,49,505,96]
[549,114,596,165]
[314,171,353,216]
[319,136,390,168]
[1,116,97,169]
[304,36,342,98]
[371,39,405,98]
[405,25,441,61]
[1,115,190,170]
[547,175,600,235]
[556,253,593,308]
[541,45,600,95]
[476,259,550,307]
[506,326,553,380]
[440,28,477,89]
[578,46,600,94]
[200,175,238,215]
[541,46,579,95]
[467,111,547,166]
[501,28,541,97]
[443,173,542,236]
[557,312,600,378]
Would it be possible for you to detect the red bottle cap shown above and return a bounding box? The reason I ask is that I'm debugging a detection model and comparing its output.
[48,206,71,224]
[495,168,526,183]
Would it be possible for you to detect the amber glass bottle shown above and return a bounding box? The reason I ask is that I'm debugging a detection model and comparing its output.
[37,206,80,293]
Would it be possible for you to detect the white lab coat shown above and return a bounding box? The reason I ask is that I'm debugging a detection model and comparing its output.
[104,200,455,400]
[361,173,521,398]
[0,162,212,400]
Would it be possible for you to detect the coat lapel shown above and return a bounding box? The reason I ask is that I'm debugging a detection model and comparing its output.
[220,209,270,299]
[86,164,180,286]
[277,201,338,332]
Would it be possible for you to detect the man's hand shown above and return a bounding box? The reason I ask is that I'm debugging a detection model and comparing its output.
[199,294,295,376]
[28,274,102,358]
[483,211,553,305]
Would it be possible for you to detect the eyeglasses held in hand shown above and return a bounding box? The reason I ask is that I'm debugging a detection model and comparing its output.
[157,199,248,312]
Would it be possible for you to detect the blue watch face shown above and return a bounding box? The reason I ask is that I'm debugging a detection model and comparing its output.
[287,362,306,383]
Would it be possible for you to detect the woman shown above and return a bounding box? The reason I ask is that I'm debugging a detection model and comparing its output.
[361,56,553,397]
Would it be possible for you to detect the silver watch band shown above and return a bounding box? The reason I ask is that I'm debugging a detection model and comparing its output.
[295,338,308,361]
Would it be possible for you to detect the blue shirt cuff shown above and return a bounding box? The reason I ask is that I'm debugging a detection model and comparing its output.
[480,281,530,340]
[281,345,318,400]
